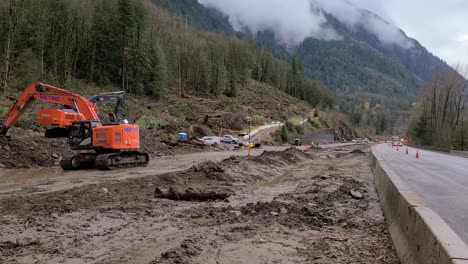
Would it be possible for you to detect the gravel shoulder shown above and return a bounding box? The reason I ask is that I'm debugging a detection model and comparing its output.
[0,145,399,264]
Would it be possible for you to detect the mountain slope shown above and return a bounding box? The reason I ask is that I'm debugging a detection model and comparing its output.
[148,0,451,134]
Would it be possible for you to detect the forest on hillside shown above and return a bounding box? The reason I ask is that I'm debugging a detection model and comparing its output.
[410,67,468,150]
[0,0,333,109]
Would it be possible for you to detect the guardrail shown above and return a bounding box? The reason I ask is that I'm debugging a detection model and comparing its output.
[370,148,468,264]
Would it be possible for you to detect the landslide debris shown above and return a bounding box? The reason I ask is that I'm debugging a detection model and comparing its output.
[0,128,72,169]
[0,145,399,264]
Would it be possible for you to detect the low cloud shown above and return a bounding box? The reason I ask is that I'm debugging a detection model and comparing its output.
[316,0,414,48]
[198,0,342,45]
[198,0,414,49]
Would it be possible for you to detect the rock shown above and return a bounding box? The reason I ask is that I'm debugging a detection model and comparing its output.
[229,210,242,217]
[350,149,366,155]
[51,213,59,219]
[0,163,5,169]
[327,154,336,159]
[308,203,317,207]
[65,200,73,205]
[279,207,288,214]
[350,190,364,200]
[51,153,59,159]
[270,212,279,216]
[3,145,10,152]
[101,188,109,194]
[81,223,90,228]
[320,175,329,180]
[16,237,40,246]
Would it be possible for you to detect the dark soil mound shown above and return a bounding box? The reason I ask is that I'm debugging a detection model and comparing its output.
[0,128,72,169]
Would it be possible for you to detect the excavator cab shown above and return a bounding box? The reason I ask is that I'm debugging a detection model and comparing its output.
[68,121,100,150]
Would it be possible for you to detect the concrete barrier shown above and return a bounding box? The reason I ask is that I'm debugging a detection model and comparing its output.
[370,148,468,264]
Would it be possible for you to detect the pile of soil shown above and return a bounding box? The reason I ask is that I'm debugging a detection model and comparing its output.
[251,147,311,165]
[0,128,72,169]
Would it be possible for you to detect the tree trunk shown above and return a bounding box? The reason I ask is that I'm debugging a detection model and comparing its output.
[3,0,15,95]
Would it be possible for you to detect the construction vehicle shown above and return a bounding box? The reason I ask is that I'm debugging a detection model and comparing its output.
[0,82,149,170]
[43,90,127,138]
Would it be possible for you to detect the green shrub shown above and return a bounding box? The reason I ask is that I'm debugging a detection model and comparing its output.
[167,97,191,118]
[319,117,330,128]
[221,97,242,112]
[280,125,289,143]
[137,115,168,130]
[295,124,304,135]
[314,108,319,117]
[309,119,320,128]
[284,120,294,132]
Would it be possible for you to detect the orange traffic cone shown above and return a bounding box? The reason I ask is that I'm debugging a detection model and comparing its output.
[416,150,420,159]
[405,147,409,155]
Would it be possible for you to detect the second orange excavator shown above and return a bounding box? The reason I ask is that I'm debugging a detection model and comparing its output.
[0,82,149,170]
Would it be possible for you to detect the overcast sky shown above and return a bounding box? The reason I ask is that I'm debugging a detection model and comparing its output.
[349,0,468,67]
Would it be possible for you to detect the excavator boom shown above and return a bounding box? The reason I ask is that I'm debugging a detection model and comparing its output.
[0,82,99,135]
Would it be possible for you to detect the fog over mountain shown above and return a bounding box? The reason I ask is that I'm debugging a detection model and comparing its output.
[198,0,414,48]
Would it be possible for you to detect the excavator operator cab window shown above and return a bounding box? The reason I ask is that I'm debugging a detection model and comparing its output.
[68,121,93,149]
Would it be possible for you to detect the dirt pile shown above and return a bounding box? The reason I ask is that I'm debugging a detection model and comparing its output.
[251,147,311,165]
[0,128,72,169]
[150,238,202,264]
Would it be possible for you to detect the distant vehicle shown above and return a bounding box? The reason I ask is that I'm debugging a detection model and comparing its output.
[221,134,239,144]
[392,136,403,147]
[198,136,220,145]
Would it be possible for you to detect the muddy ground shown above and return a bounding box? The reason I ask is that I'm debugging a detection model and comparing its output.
[0,128,221,169]
[0,145,399,264]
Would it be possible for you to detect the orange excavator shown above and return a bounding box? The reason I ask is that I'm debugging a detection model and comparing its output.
[0,82,149,170]
[44,90,128,138]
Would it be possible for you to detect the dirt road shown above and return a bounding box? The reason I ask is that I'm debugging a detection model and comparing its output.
[0,145,398,264]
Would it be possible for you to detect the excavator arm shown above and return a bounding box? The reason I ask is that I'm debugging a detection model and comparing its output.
[0,82,99,135]
[88,91,126,123]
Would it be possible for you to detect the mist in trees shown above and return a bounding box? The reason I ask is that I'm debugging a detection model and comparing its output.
[0,0,333,109]
[410,67,468,149]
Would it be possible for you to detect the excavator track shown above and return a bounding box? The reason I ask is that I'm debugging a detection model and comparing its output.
[95,151,150,170]
[60,154,97,170]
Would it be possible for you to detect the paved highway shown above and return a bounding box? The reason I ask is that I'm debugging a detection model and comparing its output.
[372,144,468,243]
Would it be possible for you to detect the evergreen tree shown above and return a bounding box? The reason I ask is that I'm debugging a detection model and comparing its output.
[280,125,289,143]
